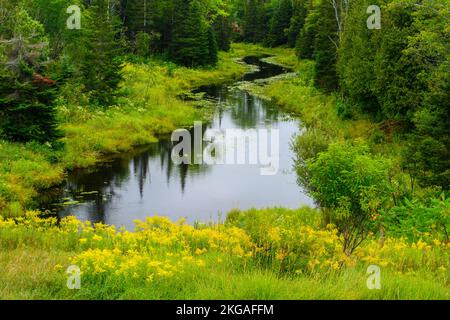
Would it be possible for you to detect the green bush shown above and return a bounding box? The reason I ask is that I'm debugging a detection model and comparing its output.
[306,141,392,255]
[382,195,450,243]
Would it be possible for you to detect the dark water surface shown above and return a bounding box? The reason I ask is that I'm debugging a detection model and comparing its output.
[45,57,314,229]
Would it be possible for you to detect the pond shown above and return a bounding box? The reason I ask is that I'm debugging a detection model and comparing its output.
[43,56,314,229]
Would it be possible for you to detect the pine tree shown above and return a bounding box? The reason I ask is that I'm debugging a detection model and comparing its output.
[287,0,307,48]
[313,0,338,91]
[79,0,123,106]
[214,15,231,52]
[243,0,264,43]
[295,3,319,59]
[266,0,293,47]
[0,38,61,144]
[169,0,210,67]
[207,26,219,66]
[123,0,154,38]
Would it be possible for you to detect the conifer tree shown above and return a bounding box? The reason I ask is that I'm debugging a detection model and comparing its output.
[313,0,338,91]
[0,9,61,144]
[243,0,264,43]
[207,26,219,66]
[295,3,319,59]
[287,0,307,48]
[123,0,154,38]
[266,0,293,47]
[78,0,123,106]
[214,15,231,52]
[169,0,211,67]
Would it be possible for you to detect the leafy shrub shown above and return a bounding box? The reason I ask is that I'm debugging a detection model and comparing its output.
[381,196,450,243]
[306,141,392,255]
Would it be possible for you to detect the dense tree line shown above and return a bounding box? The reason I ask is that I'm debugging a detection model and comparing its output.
[0,0,448,192]
[233,0,450,190]
[0,0,234,144]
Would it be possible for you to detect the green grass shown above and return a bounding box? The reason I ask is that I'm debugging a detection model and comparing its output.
[0,208,448,300]
[1,43,447,300]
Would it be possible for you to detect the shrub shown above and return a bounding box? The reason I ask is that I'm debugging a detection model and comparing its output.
[306,141,392,255]
[381,195,450,243]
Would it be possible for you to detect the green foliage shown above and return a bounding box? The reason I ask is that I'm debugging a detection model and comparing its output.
[76,0,124,106]
[169,0,214,67]
[313,0,338,91]
[306,141,392,254]
[266,0,293,47]
[0,9,61,144]
[242,0,267,43]
[123,0,154,37]
[336,0,380,114]
[382,196,450,243]
[295,6,319,59]
[337,0,449,190]
[287,0,307,48]
[134,31,152,57]
[214,15,232,52]
[207,26,219,65]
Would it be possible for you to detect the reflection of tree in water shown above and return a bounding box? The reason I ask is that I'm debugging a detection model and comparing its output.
[225,90,280,128]
[53,57,289,223]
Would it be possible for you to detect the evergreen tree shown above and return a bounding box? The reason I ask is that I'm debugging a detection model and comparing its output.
[123,0,154,38]
[287,0,307,48]
[0,9,61,144]
[78,0,123,106]
[243,0,265,43]
[313,0,338,91]
[214,15,231,52]
[169,0,211,67]
[266,0,293,47]
[295,4,319,59]
[207,26,219,66]
[337,0,380,114]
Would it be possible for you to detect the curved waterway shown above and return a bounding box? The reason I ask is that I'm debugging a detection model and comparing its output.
[45,56,314,229]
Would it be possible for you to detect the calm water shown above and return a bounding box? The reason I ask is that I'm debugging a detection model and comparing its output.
[45,57,314,229]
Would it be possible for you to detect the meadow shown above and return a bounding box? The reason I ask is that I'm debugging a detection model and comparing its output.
[0,208,448,299]
[0,44,448,300]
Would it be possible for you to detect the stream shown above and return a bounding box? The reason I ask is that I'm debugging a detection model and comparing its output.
[43,56,314,229]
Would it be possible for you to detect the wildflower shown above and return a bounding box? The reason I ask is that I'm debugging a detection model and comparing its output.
[275,251,286,261]
[267,228,281,242]
[196,259,205,267]
[438,266,447,273]
[92,234,103,242]
[53,264,63,272]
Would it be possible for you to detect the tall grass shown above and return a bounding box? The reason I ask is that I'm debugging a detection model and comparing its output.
[0,209,448,300]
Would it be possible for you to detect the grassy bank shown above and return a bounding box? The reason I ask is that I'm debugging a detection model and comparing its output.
[0,46,254,217]
[1,44,447,300]
[0,208,448,299]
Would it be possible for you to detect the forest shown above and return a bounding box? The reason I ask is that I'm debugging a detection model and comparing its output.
[0,0,449,300]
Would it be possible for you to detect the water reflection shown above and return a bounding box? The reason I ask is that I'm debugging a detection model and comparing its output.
[45,57,314,229]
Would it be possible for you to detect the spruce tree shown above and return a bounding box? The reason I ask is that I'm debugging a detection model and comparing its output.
[243,0,264,43]
[0,7,61,144]
[287,0,307,48]
[207,26,219,66]
[79,0,123,106]
[313,0,338,91]
[123,0,153,38]
[266,0,293,47]
[169,0,211,67]
[0,38,61,144]
[295,4,319,59]
[214,15,231,52]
